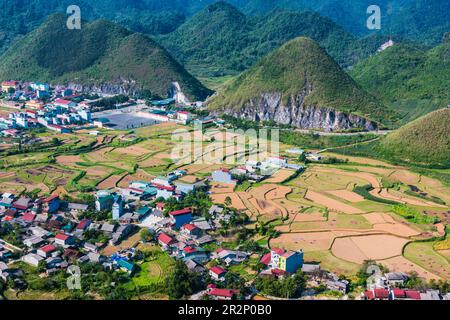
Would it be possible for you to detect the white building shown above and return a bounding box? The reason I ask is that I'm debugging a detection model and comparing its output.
[22,253,44,267]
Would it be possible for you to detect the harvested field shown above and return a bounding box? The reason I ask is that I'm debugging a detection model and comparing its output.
[211,193,247,211]
[56,155,83,166]
[379,256,442,281]
[390,170,421,185]
[289,212,372,232]
[138,157,166,167]
[332,237,368,264]
[210,183,236,194]
[153,152,172,160]
[292,211,327,222]
[332,235,409,264]
[404,242,450,280]
[179,175,200,184]
[249,198,284,218]
[363,212,421,237]
[0,172,15,179]
[97,175,122,189]
[322,153,396,167]
[271,232,336,251]
[348,166,397,177]
[273,199,305,215]
[372,223,421,237]
[301,170,366,191]
[114,146,150,156]
[85,147,114,163]
[306,190,362,214]
[118,171,155,188]
[305,250,360,276]
[364,212,397,225]
[265,185,292,200]
[387,189,446,207]
[327,190,365,203]
[265,169,296,183]
[84,167,111,176]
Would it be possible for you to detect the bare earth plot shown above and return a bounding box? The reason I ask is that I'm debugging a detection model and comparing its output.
[379,256,442,281]
[97,175,123,190]
[264,169,296,183]
[306,190,363,214]
[332,235,410,264]
[403,242,450,280]
[326,190,365,203]
[211,193,247,211]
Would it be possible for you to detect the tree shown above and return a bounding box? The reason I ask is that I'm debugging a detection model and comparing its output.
[140,228,153,242]
[37,260,47,273]
[224,196,232,207]
[51,137,62,146]
[255,271,306,298]
[165,260,201,299]
[298,153,307,162]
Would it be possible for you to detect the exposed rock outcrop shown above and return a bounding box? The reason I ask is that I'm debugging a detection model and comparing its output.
[213,92,378,132]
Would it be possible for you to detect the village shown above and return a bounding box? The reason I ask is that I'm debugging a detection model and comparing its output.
[0,80,210,138]
[0,80,449,301]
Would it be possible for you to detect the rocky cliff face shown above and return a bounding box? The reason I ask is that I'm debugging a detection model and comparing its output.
[214,92,378,132]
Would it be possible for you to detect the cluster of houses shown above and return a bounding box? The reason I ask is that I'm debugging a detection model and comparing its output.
[0,81,94,135]
[94,170,208,224]
[211,156,304,185]
[0,191,142,285]
[0,80,199,138]
[364,271,450,300]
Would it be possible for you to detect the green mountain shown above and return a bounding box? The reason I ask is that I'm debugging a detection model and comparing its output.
[350,40,450,123]
[160,2,391,77]
[229,0,450,45]
[0,1,188,56]
[0,14,212,101]
[377,108,450,168]
[208,37,394,130]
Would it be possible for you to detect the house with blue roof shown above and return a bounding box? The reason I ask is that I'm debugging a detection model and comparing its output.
[116,259,135,274]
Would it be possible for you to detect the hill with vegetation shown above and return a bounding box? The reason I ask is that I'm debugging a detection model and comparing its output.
[160,2,391,77]
[208,37,394,130]
[229,0,450,45]
[350,40,450,123]
[0,14,212,100]
[378,108,450,167]
[1,0,448,57]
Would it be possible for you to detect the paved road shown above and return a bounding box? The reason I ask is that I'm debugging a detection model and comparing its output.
[291,129,392,136]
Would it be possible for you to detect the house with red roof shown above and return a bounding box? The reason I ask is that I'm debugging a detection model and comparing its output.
[169,208,193,229]
[54,233,74,247]
[76,219,91,231]
[54,98,76,109]
[364,288,390,300]
[37,244,57,258]
[1,81,19,92]
[209,266,227,282]
[207,285,240,300]
[158,232,177,250]
[156,202,165,211]
[181,223,202,238]
[182,246,198,258]
[20,212,36,223]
